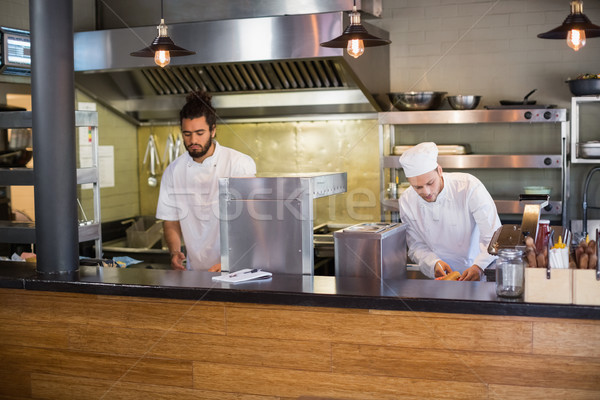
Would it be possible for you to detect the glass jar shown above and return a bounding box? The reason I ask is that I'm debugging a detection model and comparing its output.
[495,248,525,298]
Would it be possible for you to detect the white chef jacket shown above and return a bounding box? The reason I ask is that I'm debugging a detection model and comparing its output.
[398,172,501,279]
[156,141,256,270]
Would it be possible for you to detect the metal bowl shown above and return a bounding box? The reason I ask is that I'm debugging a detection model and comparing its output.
[388,91,447,111]
[566,78,600,96]
[447,95,482,110]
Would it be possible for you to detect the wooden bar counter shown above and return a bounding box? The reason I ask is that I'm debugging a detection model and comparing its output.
[0,263,599,399]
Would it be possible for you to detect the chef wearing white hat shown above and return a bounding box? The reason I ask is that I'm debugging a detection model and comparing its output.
[398,142,501,280]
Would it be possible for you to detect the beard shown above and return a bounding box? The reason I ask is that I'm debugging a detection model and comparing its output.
[186,136,213,159]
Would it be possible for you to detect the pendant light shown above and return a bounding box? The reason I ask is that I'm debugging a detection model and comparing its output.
[320,0,390,59]
[130,0,195,67]
[537,0,600,51]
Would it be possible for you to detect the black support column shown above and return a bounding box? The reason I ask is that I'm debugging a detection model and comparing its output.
[30,0,79,274]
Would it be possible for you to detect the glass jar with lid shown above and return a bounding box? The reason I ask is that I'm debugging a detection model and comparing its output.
[495,248,525,298]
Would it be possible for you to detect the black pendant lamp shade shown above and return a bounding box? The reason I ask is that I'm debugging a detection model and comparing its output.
[538,0,600,51]
[320,22,392,48]
[130,27,196,57]
[130,0,195,67]
[320,1,390,58]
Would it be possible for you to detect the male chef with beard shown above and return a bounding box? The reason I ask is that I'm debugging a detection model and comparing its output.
[398,142,501,281]
[156,90,256,271]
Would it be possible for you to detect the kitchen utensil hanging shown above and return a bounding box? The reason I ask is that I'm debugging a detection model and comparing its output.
[143,134,161,187]
[162,131,185,167]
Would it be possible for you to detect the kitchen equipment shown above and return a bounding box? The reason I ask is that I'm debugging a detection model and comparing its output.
[523,186,552,195]
[393,144,471,155]
[495,248,525,298]
[566,77,600,96]
[484,104,556,110]
[447,95,481,110]
[334,222,407,280]
[582,166,600,237]
[500,89,537,106]
[388,91,447,111]
[219,173,347,275]
[143,134,161,187]
[313,223,350,258]
[126,216,163,248]
[578,141,600,159]
[488,194,550,255]
[74,12,390,121]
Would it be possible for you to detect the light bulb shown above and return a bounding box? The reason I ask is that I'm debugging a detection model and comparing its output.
[567,29,586,51]
[347,39,364,58]
[154,50,170,67]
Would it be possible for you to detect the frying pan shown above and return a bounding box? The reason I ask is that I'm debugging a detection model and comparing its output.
[500,89,537,106]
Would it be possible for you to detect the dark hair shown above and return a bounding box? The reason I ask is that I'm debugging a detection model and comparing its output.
[179,90,217,129]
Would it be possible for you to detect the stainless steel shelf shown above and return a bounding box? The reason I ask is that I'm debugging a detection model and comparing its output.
[0,168,34,185]
[378,109,567,124]
[0,167,98,185]
[383,155,562,169]
[0,110,102,256]
[382,198,562,215]
[0,221,36,243]
[76,167,99,185]
[78,223,102,242]
[0,110,98,129]
[0,221,101,243]
[570,96,600,164]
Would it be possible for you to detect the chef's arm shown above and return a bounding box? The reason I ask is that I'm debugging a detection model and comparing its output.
[163,220,186,270]
[406,225,442,279]
[469,184,502,273]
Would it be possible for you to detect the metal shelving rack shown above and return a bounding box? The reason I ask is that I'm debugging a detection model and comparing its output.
[378,108,569,227]
[0,110,102,257]
[570,95,600,164]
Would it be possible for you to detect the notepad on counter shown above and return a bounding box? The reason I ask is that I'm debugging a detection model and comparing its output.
[212,268,272,283]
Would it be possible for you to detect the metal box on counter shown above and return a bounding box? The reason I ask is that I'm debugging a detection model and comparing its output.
[334,222,407,280]
[219,173,347,275]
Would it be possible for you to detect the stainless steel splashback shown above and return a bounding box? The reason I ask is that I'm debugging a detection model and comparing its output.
[74,12,390,122]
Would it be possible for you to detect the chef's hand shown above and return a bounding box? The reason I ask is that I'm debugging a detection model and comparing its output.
[459,265,483,281]
[170,251,186,270]
[208,263,221,272]
[434,260,452,278]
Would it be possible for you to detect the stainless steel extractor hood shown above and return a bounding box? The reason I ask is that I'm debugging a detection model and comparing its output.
[73,11,390,122]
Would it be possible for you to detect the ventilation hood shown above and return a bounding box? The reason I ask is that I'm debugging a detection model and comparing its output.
[73,12,390,122]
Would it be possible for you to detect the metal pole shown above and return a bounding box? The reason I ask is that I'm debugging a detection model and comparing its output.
[30,0,79,274]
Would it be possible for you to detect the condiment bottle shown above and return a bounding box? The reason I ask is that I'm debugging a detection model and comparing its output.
[495,248,525,298]
[535,219,550,252]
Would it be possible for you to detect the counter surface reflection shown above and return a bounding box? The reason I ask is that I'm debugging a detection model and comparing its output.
[1,263,598,320]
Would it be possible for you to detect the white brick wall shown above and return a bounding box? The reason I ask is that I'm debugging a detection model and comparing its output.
[379,0,600,107]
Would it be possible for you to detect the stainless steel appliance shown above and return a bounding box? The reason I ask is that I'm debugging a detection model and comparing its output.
[334,222,407,280]
[313,222,351,275]
[488,194,551,255]
[219,172,347,275]
[72,7,390,121]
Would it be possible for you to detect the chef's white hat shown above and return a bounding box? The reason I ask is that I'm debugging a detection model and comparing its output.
[399,142,439,178]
